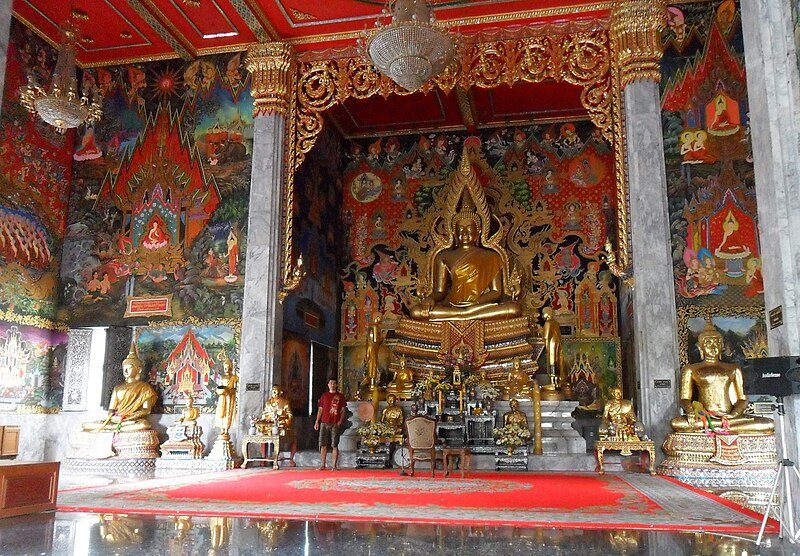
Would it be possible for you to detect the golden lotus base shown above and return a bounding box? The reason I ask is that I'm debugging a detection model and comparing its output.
[658,432,778,488]
[391,317,543,398]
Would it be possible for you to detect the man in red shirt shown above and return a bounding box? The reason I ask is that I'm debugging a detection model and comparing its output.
[314,378,346,470]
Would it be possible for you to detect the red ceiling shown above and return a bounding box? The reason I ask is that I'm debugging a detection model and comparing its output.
[12,0,609,136]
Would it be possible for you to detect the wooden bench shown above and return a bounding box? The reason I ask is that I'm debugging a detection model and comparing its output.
[0,461,60,518]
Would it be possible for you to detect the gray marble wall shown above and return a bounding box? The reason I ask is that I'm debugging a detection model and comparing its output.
[742,0,800,479]
[624,81,680,454]
[236,113,286,447]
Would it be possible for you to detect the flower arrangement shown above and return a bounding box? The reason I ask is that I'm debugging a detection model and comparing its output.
[462,373,480,388]
[493,424,532,450]
[357,421,394,448]
[480,384,501,401]
[433,380,454,393]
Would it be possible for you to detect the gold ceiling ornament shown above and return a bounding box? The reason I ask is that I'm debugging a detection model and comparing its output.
[360,0,458,92]
[610,0,667,87]
[245,42,295,117]
[182,0,201,7]
[20,25,103,134]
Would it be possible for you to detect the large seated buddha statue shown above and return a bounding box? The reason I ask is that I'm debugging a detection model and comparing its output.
[670,321,773,434]
[391,143,538,390]
[659,320,776,487]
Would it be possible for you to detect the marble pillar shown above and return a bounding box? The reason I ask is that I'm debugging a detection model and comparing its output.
[238,43,295,446]
[624,81,680,454]
[741,0,800,476]
[237,113,285,441]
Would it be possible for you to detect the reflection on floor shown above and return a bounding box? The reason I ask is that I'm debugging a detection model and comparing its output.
[0,511,797,556]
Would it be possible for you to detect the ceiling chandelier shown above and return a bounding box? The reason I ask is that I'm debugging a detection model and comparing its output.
[21,25,102,134]
[363,0,457,93]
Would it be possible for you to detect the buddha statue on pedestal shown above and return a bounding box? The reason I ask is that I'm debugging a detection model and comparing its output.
[541,307,568,401]
[670,321,773,434]
[381,394,405,440]
[503,358,532,400]
[503,398,529,431]
[599,387,645,441]
[82,341,157,432]
[386,354,415,400]
[178,396,199,424]
[259,385,294,434]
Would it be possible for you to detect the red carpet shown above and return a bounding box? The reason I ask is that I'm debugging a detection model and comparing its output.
[58,469,775,533]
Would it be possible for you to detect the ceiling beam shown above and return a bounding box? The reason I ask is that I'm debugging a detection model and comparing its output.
[126,0,194,61]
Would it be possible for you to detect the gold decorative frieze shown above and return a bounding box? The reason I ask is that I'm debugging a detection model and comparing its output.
[246,42,295,117]
[610,0,666,87]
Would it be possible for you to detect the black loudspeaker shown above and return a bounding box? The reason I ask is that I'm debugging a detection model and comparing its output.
[742,357,800,397]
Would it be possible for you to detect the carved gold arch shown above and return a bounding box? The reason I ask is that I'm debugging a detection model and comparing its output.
[284,26,632,284]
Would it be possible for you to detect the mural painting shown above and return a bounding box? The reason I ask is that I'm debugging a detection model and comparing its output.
[0,322,67,411]
[661,2,764,310]
[281,331,310,415]
[0,20,72,324]
[61,53,253,328]
[136,322,238,413]
[339,124,619,348]
[562,337,622,410]
[677,305,768,368]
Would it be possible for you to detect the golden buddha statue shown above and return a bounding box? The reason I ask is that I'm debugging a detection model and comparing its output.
[541,307,568,400]
[82,340,157,432]
[503,357,532,400]
[599,387,645,441]
[178,396,199,424]
[670,321,773,434]
[386,354,415,399]
[503,398,529,431]
[363,314,383,386]
[409,215,522,322]
[215,357,239,437]
[259,385,294,433]
[381,394,405,439]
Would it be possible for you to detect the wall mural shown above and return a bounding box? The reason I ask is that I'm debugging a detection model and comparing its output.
[340,124,619,344]
[661,1,766,361]
[0,20,73,411]
[136,321,239,413]
[0,322,67,411]
[61,52,253,328]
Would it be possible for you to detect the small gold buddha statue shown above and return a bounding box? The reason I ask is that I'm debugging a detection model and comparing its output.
[82,340,157,432]
[178,396,200,425]
[259,385,294,434]
[599,387,645,441]
[503,357,532,400]
[503,398,529,431]
[386,354,415,400]
[670,321,774,434]
[381,394,405,440]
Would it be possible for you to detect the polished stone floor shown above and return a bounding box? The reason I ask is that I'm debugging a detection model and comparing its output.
[0,511,798,555]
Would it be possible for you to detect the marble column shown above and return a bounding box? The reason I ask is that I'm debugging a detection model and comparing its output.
[741,0,800,478]
[611,0,679,451]
[236,43,294,441]
[0,2,11,116]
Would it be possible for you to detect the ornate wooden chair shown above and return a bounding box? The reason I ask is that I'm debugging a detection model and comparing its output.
[405,415,438,477]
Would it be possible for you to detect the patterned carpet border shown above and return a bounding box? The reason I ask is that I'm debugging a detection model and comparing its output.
[57,469,775,533]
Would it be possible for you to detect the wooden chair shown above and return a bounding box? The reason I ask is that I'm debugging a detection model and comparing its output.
[405,415,438,477]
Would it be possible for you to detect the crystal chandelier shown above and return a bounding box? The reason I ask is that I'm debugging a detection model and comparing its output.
[363,0,456,92]
[21,26,102,134]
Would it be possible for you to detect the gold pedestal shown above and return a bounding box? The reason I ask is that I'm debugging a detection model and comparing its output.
[539,386,565,401]
[658,432,778,488]
[392,317,542,388]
